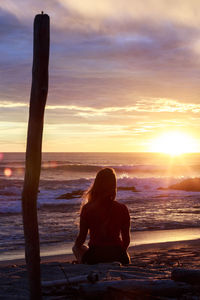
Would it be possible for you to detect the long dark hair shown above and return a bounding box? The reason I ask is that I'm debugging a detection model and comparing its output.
[83,168,117,204]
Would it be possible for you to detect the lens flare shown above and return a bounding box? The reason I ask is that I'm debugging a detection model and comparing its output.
[16,168,24,176]
[4,168,12,177]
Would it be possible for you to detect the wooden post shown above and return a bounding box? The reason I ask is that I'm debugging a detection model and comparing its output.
[22,13,50,300]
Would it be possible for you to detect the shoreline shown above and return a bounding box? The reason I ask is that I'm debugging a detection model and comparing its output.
[1,227,200,264]
[1,236,200,267]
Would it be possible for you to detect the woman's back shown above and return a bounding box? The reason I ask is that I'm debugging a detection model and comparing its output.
[81,200,130,247]
[72,168,130,264]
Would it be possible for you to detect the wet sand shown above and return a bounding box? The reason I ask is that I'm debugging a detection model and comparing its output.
[2,227,200,262]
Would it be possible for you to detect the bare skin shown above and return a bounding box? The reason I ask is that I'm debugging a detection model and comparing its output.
[72,244,88,263]
[72,208,130,263]
[72,218,89,263]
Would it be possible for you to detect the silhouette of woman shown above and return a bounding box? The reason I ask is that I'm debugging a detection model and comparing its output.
[72,168,130,264]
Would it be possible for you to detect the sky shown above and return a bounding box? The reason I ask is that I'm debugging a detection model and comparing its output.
[1,0,200,152]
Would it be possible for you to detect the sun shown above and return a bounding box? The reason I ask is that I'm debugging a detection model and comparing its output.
[150,131,198,155]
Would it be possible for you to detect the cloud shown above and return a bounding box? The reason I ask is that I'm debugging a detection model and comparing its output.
[59,0,200,28]
[0,101,27,108]
[45,98,200,115]
[1,0,200,108]
[1,0,200,150]
[133,98,200,113]
[2,97,200,124]
[2,0,200,29]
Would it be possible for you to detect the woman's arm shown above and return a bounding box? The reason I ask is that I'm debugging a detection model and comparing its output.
[72,217,89,263]
[74,217,88,248]
[121,223,130,250]
[121,205,130,250]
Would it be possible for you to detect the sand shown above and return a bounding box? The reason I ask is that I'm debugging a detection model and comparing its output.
[0,239,200,299]
[0,240,200,300]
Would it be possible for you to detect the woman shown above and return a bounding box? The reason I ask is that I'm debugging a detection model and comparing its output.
[72,168,130,265]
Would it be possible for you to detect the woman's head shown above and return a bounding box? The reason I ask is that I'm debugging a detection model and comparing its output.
[84,168,117,204]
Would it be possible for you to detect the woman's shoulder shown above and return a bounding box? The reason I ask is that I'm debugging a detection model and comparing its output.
[81,202,90,212]
[81,202,94,214]
[114,201,128,209]
[82,200,128,213]
[114,201,130,216]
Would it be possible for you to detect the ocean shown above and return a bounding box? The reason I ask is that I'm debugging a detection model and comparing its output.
[0,152,200,261]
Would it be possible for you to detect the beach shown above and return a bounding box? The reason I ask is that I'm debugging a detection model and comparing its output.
[1,152,200,261]
[1,152,200,298]
[1,238,200,299]
[2,0,200,295]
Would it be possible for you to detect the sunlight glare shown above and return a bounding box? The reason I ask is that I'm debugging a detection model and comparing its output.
[150,131,198,155]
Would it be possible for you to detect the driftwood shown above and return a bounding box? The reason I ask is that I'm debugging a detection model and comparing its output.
[42,269,168,288]
[22,13,50,300]
[117,266,169,273]
[119,273,152,280]
[80,279,190,298]
[42,275,88,287]
[41,265,197,299]
[108,270,151,280]
[109,268,169,277]
[171,268,200,284]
